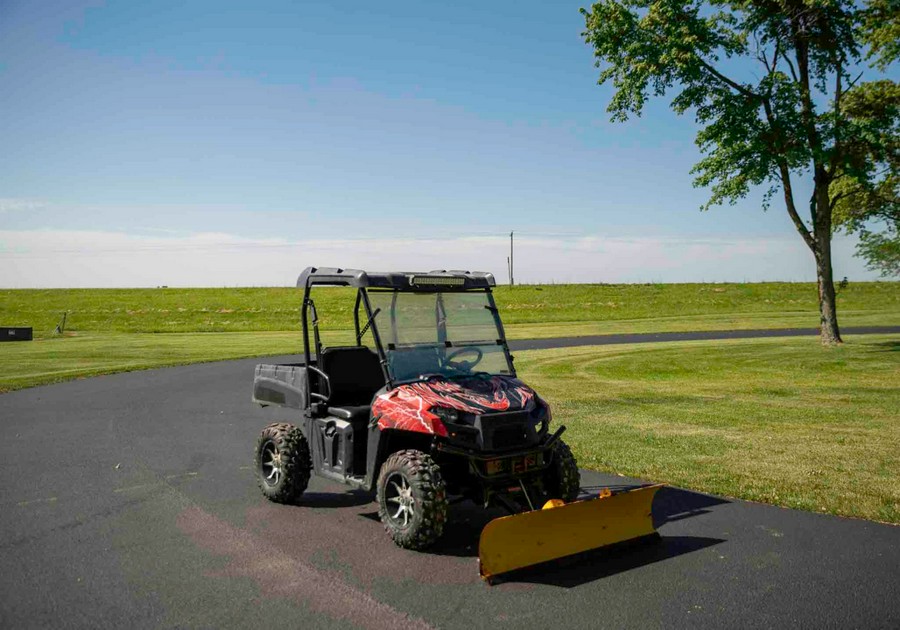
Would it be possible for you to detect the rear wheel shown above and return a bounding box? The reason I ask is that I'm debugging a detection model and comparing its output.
[376,449,448,550]
[254,422,311,503]
[545,439,580,502]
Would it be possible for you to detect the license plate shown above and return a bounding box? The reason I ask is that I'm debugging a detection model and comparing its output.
[486,453,540,476]
[512,454,538,474]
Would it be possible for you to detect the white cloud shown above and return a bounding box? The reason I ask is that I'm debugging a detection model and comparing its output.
[0,229,878,288]
[0,198,47,213]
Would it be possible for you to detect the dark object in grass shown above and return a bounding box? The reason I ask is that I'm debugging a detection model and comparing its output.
[1,327,32,342]
[55,312,67,335]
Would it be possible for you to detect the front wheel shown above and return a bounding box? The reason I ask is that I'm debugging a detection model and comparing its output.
[545,439,580,503]
[376,449,448,550]
[254,422,311,504]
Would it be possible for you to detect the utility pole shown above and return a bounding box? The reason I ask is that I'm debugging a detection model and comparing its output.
[509,231,514,286]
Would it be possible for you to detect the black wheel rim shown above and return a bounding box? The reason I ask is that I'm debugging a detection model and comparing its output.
[384,472,415,528]
[260,440,282,487]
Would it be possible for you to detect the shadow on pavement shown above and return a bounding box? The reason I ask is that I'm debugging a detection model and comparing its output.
[580,483,730,527]
[651,486,730,527]
[360,483,730,584]
[490,485,728,587]
[497,534,724,588]
[358,500,501,559]
[298,489,374,508]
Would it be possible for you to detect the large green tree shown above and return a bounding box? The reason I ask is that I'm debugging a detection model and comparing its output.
[581,0,899,344]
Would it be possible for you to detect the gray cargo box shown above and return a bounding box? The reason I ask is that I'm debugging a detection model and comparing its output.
[253,363,310,409]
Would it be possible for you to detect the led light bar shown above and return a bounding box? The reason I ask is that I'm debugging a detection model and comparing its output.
[408,275,466,287]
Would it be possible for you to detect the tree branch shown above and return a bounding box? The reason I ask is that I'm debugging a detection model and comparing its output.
[829,185,862,209]
[759,40,781,80]
[785,167,817,252]
[790,14,821,152]
[809,188,819,227]
[771,40,781,78]
[829,58,843,176]
[762,96,817,252]
[780,49,799,82]
[790,10,828,232]
[696,56,761,100]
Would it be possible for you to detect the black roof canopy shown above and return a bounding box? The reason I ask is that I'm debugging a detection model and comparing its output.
[296,266,496,290]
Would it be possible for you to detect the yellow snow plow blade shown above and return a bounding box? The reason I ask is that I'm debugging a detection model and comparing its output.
[478,484,663,581]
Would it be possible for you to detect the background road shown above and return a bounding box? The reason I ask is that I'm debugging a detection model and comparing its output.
[1,347,898,628]
[507,325,900,350]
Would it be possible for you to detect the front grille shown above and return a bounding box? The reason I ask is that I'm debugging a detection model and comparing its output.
[490,424,530,449]
[475,410,538,451]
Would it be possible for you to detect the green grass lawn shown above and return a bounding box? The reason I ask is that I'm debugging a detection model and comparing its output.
[1,282,898,524]
[3,281,898,335]
[515,335,900,524]
[0,331,307,392]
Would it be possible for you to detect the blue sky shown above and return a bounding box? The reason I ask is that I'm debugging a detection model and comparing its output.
[0,0,881,286]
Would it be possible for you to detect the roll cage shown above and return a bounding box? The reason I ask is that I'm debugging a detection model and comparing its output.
[297,266,516,389]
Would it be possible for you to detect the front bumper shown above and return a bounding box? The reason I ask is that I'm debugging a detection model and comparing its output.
[434,426,565,483]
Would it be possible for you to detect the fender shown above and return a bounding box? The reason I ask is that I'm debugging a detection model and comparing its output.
[363,422,435,492]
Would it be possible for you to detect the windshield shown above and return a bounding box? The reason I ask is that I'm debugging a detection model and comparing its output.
[366,290,514,382]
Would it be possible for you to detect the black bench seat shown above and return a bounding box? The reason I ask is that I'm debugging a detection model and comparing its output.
[319,346,384,427]
[327,405,371,424]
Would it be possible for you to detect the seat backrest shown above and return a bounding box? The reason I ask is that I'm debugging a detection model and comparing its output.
[319,346,385,405]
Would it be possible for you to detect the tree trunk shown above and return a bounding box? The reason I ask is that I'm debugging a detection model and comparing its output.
[813,185,843,345]
[815,249,842,344]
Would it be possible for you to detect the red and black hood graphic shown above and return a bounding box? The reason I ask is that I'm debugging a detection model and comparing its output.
[371,375,539,436]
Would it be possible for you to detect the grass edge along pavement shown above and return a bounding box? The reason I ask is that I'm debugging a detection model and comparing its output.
[2,330,897,526]
[3,323,899,393]
[515,334,900,526]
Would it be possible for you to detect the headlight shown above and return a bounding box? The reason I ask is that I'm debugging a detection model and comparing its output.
[530,398,551,423]
[530,399,551,434]
[430,406,459,423]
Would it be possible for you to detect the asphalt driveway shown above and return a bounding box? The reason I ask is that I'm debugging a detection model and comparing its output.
[1,351,898,628]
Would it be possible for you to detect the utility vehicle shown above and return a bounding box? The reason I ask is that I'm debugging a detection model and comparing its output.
[251,267,659,580]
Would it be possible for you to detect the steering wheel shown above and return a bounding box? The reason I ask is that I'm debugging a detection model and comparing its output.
[442,346,484,372]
